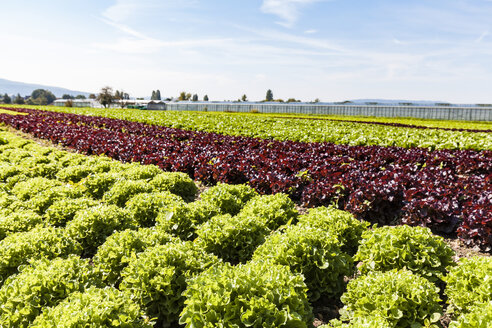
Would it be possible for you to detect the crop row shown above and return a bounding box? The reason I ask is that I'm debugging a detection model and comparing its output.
[264,111,492,131]
[0,129,490,327]
[10,105,492,150]
[269,115,492,133]
[0,108,490,250]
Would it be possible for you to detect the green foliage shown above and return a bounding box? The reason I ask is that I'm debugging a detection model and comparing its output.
[252,225,354,301]
[321,316,392,328]
[14,93,25,104]
[10,176,82,213]
[449,302,492,328]
[340,270,442,328]
[200,183,258,215]
[11,177,62,200]
[7,199,34,213]
[156,202,198,240]
[103,179,154,207]
[150,172,198,201]
[93,227,177,285]
[97,86,115,108]
[78,172,119,199]
[119,163,163,180]
[354,225,456,283]
[180,261,313,328]
[2,93,11,104]
[297,206,369,255]
[55,151,89,167]
[120,241,220,327]
[0,210,43,240]
[45,197,100,226]
[195,213,271,264]
[444,256,492,315]
[31,286,154,328]
[56,165,93,182]
[23,162,60,179]
[0,226,82,283]
[126,191,185,227]
[155,200,221,240]
[27,184,82,213]
[0,163,21,182]
[238,193,298,230]
[0,255,104,328]
[184,199,222,226]
[56,163,110,182]
[65,204,134,257]
[30,89,56,105]
[0,192,16,211]
[0,173,23,190]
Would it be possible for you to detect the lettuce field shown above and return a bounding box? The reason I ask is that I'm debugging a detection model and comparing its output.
[0,106,490,327]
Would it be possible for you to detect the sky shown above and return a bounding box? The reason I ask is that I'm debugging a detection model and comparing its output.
[1,0,492,103]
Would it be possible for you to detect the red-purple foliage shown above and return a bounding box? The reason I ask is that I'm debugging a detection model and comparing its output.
[1,108,491,250]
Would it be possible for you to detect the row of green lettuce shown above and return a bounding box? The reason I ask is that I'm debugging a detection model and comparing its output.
[260,112,492,131]
[0,129,490,327]
[11,105,492,151]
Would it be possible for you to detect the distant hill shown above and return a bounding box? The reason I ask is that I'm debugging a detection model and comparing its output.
[0,78,91,98]
[350,99,445,105]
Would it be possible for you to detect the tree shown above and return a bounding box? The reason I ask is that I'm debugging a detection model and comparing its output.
[97,86,114,108]
[2,94,11,104]
[314,98,320,103]
[62,94,74,100]
[155,90,161,100]
[266,89,273,102]
[114,90,129,108]
[89,94,96,99]
[241,94,247,102]
[178,92,192,101]
[151,90,156,100]
[75,95,86,99]
[14,94,25,105]
[287,98,298,103]
[192,94,198,101]
[31,89,56,105]
[203,95,209,101]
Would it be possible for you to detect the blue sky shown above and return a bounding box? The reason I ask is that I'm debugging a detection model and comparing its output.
[1,0,492,102]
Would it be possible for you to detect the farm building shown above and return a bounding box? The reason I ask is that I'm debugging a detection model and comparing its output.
[53,99,100,108]
[165,101,492,121]
[147,101,166,110]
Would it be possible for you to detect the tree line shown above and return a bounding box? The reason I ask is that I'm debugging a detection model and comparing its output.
[0,87,309,107]
[0,89,92,105]
[0,89,57,105]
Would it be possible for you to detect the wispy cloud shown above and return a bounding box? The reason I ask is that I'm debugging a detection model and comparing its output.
[260,0,324,27]
[103,0,198,22]
[233,24,346,52]
[102,0,140,22]
[392,38,406,45]
[95,18,232,54]
[476,30,489,43]
[98,1,224,54]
